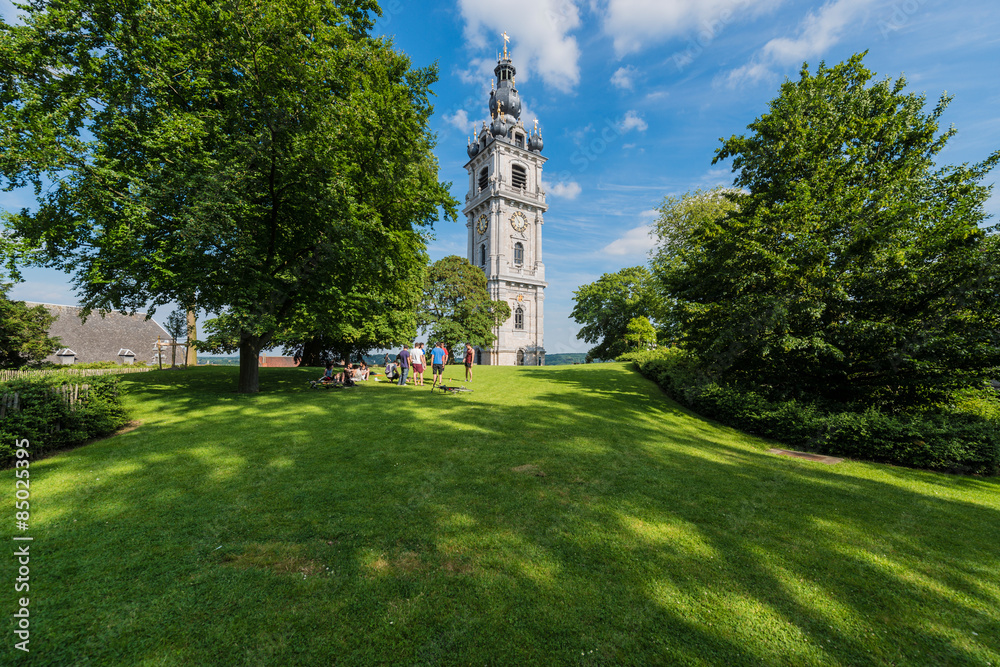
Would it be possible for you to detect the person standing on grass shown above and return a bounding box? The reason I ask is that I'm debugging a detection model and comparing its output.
[430,341,446,387]
[411,342,426,386]
[465,343,475,381]
[397,344,411,386]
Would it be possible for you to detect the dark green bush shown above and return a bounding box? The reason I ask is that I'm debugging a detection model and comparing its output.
[629,352,1000,476]
[0,375,131,465]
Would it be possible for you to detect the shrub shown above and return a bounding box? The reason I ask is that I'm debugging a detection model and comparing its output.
[0,375,131,464]
[630,353,1000,476]
[69,361,151,369]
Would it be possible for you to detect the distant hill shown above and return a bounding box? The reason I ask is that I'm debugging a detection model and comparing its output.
[545,353,590,366]
[198,357,240,366]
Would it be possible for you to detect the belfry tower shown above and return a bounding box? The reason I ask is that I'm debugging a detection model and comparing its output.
[463,34,547,366]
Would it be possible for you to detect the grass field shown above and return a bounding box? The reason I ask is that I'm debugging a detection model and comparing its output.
[3,363,999,665]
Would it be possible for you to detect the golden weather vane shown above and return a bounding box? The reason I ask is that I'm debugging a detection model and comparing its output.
[502,31,510,59]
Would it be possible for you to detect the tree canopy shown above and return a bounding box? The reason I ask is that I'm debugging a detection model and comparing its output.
[658,53,1000,408]
[570,265,657,361]
[650,187,739,275]
[0,285,59,368]
[0,0,456,392]
[416,255,510,358]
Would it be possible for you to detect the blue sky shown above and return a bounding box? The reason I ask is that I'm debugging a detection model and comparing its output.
[4,0,1000,353]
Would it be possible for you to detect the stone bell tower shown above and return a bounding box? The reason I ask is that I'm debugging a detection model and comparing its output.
[463,33,547,366]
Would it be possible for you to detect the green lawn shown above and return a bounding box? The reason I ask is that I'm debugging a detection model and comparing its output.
[3,364,999,665]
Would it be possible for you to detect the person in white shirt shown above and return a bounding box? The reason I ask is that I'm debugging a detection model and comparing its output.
[411,342,427,386]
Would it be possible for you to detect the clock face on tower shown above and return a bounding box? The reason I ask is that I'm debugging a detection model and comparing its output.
[476,214,489,235]
[510,211,528,233]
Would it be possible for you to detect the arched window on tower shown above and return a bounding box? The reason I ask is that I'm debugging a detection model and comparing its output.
[478,167,489,192]
[514,306,524,330]
[480,244,487,267]
[511,164,527,190]
[513,242,524,266]
[515,133,525,149]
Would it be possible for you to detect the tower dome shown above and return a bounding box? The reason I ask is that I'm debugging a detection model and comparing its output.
[529,120,544,152]
[490,104,509,138]
[492,59,521,121]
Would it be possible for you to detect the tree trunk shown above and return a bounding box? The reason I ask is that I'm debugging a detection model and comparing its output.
[299,336,327,367]
[186,309,198,366]
[238,338,262,394]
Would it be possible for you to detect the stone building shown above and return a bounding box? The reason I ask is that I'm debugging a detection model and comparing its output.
[463,36,547,366]
[28,303,173,365]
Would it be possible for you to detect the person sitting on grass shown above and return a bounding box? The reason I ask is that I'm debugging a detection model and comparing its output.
[352,361,370,381]
[311,362,335,387]
[326,364,356,387]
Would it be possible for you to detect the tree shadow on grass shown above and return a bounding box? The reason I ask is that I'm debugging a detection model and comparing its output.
[10,365,1000,665]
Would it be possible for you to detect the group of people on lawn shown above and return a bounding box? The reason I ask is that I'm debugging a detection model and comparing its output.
[390,341,476,387]
[314,360,370,387]
[314,342,476,388]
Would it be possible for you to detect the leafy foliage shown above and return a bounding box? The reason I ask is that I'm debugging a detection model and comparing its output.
[570,265,658,361]
[650,186,739,274]
[0,374,130,464]
[658,53,1000,409]
[0,0,456,392]
[623,316,657,352]
[628,349,1000,475]
[416,255,510,356]
[163,310,187,342]
[0,284,60,368]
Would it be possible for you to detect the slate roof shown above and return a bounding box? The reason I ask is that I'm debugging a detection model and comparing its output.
[29,303,173,365]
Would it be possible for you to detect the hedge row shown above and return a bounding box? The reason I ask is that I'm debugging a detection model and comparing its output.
[621,348,1000,476]
[0,374,131,465]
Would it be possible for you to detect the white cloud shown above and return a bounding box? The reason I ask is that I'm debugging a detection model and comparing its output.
[618,110,648,133]
[600,0,784,57]
[763,0,874,64]
[601,224,656,256]
[610,65,639,90]
[547,180,583,199]
[457,0,583,92]
[725,0,876,87]
[456,57,498,87]
[444,109,471,132]
[723,61,774,87]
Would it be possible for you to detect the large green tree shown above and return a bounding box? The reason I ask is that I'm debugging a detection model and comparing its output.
[274,272,428,366]
[660,54,1000,407]
[649,187,739,275]
[0,0,455,392]
[570,265,657,361]
[0,285,60,368]
[417,255,510,358]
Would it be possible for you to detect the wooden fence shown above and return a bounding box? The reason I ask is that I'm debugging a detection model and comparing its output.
[0,367,153,382]
[0,383,92,419]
